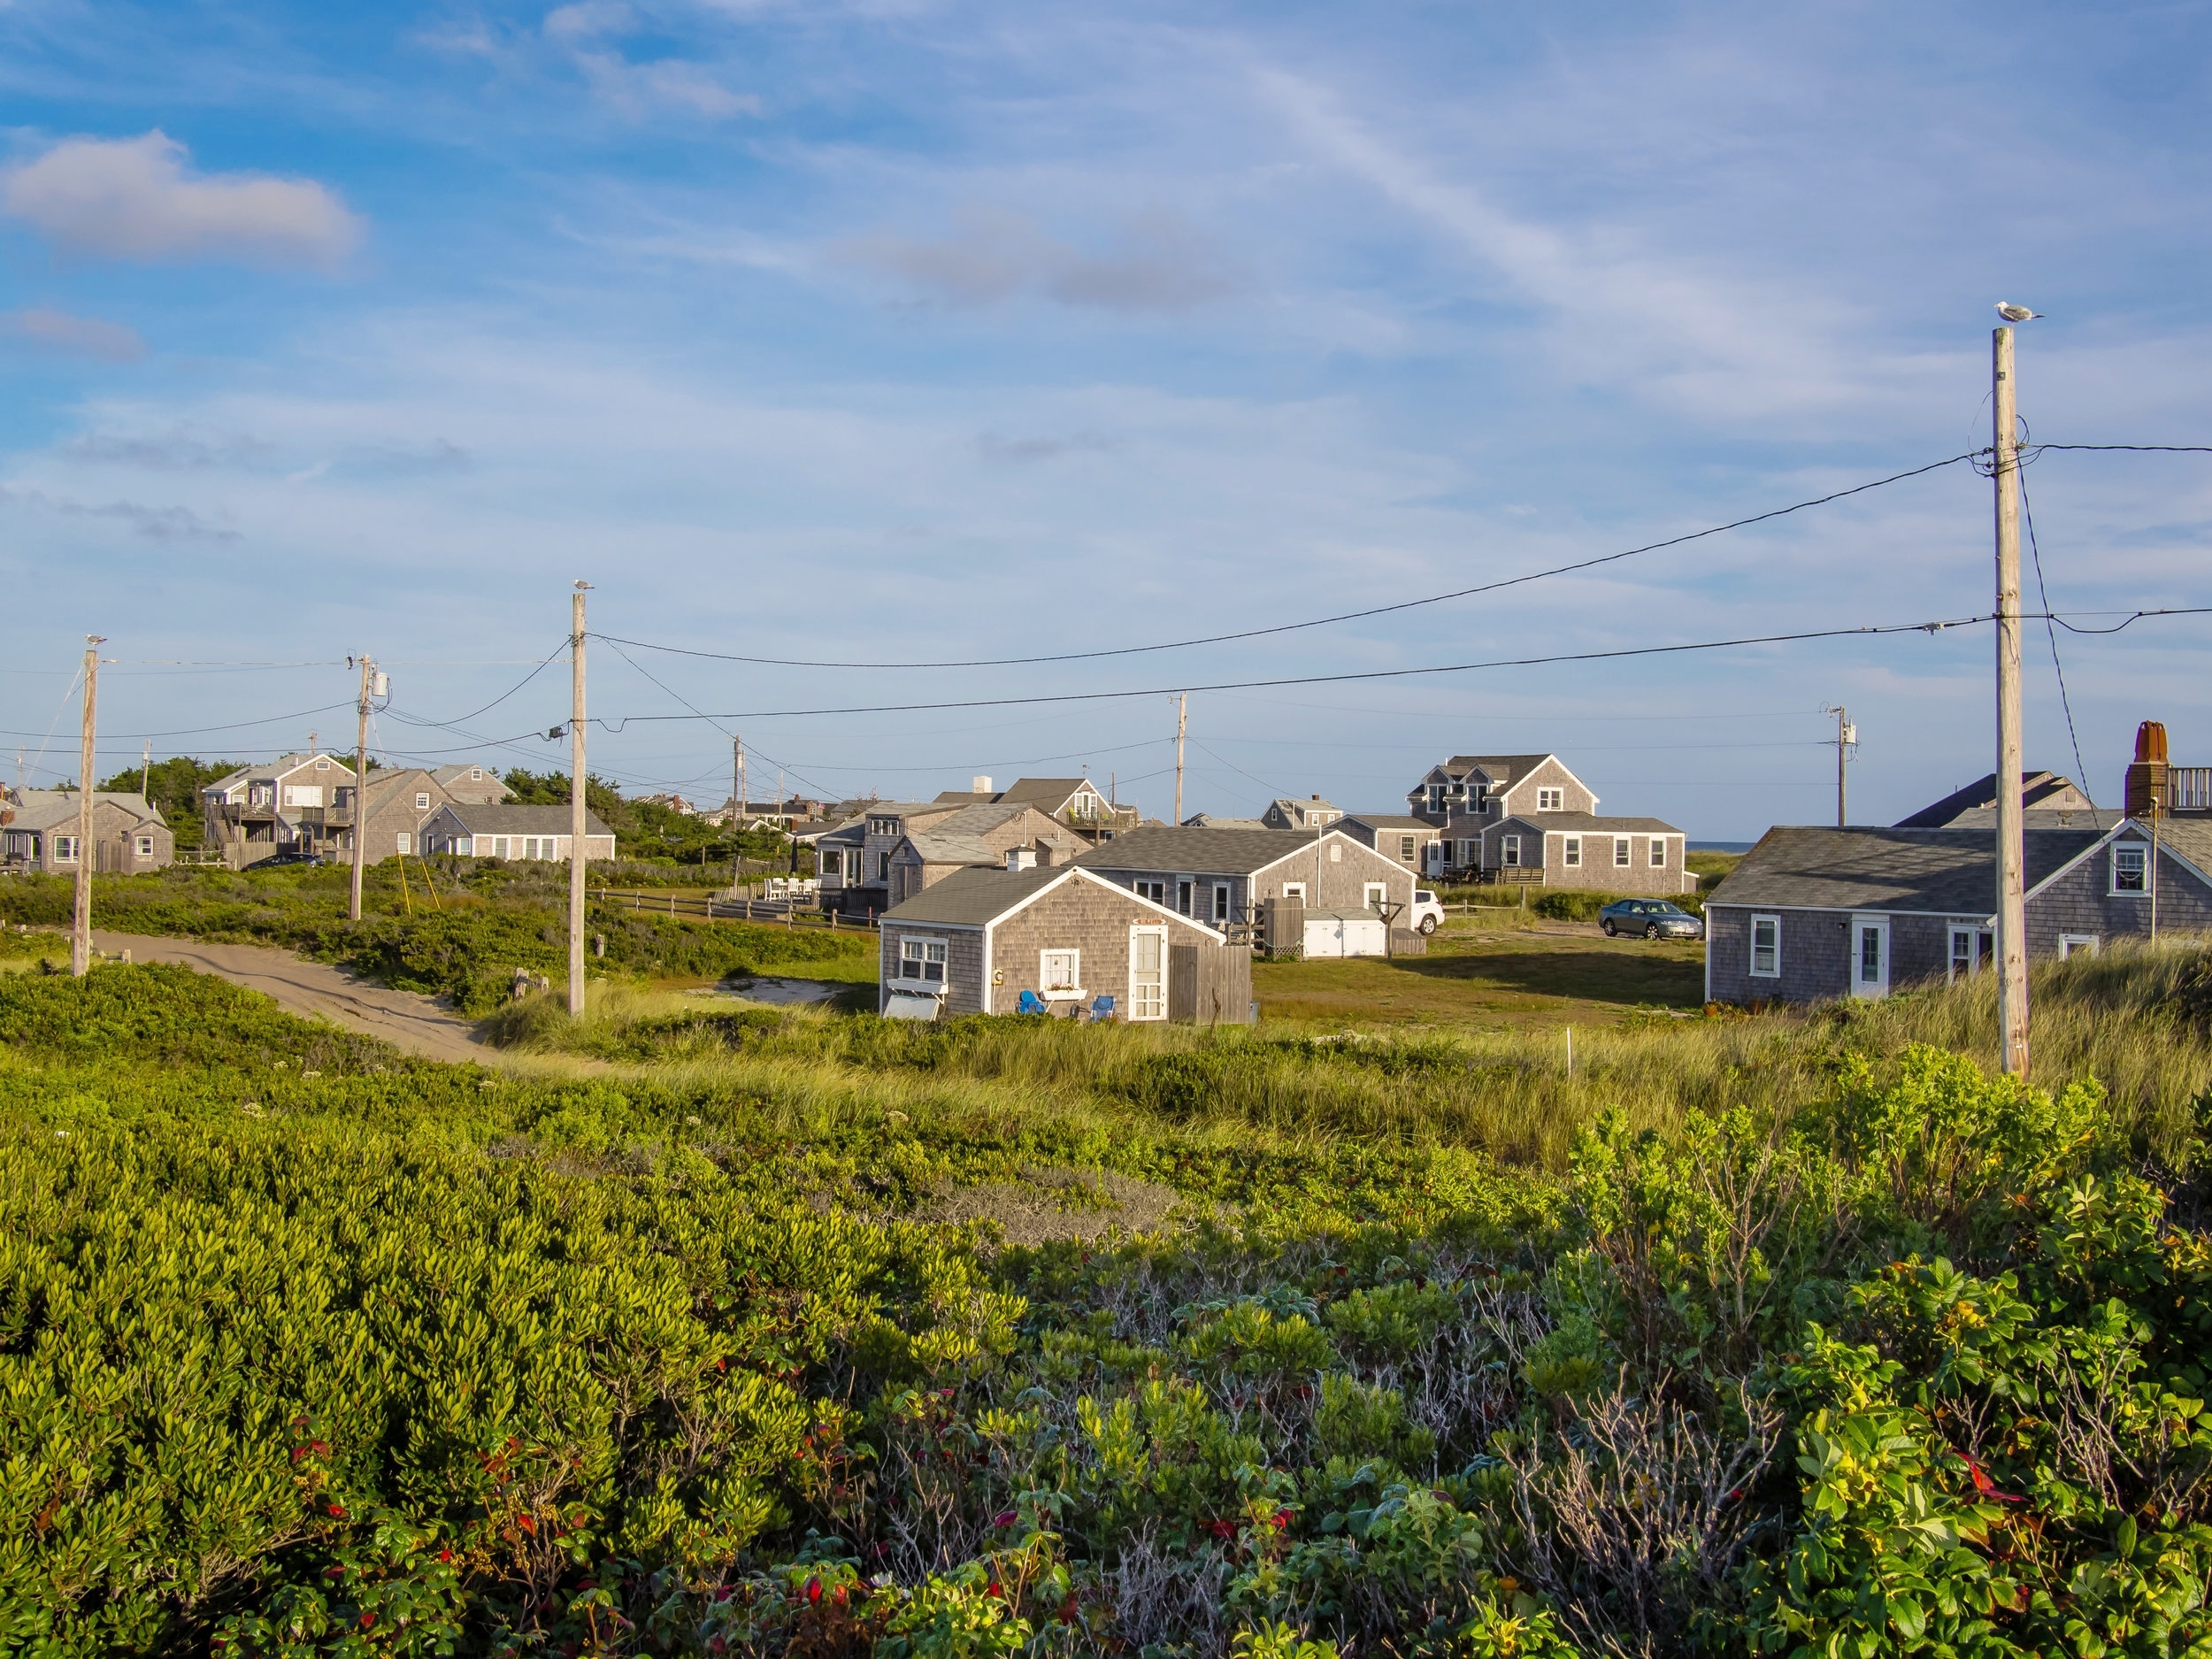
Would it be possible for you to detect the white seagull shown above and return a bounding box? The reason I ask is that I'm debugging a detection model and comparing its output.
[1995,302,2044,321]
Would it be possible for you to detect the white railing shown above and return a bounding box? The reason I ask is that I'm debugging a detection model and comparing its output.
[2169,768,2212,812]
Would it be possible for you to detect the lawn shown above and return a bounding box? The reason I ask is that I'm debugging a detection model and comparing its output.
[1253,923,1705,1027]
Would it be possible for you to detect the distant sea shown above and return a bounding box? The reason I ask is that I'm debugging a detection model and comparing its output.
[1688,841,1755,854]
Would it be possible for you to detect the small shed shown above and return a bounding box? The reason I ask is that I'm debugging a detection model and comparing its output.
[879,864,1251,1023]
[1301,908,1388,959]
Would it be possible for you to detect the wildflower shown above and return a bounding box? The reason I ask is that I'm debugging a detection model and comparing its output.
[804,1576,822,1606]
[994,1510,1018,1528]
[327,1503,346,1518]
[1273,1509,1293,1530]
[986,1579,1003,1599]
[438,1549,454,1563]
[358,1613,376,1631]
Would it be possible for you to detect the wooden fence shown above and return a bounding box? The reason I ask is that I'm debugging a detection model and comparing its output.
[595,889,880,933]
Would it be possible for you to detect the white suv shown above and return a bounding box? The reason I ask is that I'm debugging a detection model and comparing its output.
[1409,889,1445,935]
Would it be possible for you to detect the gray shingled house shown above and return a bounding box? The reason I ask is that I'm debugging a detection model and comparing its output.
[418,803,616,862]
[877,864,1249,1023]
[1075,825,1417,939]
[884,803,1080,904]
[1402,752,1690,893]
[1702,819,2207,1004]
[2,789,173,873]
[1342,814,1444,873]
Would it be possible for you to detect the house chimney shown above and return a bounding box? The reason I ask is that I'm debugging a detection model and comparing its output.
[973,776,994,795]
[1310,793,1320,801]
[2125,721,2170,818]
[1034,841,1060,868]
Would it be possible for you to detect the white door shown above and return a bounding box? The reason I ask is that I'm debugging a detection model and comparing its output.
[1128,926,1166,1019]
[1303,916,1345,958]
[1850,915,1890,999]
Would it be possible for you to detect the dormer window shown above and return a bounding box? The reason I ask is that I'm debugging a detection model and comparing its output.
[869,817,900,837]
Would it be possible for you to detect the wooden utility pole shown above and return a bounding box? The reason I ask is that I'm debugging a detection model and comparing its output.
[569,583,590,1018]
[349,656,374,923]
[73,636,104,977]
[1823,705,1854,826]
[1174,693,1187,825]
[139,739,151,803]
[1993,326,2029,1075]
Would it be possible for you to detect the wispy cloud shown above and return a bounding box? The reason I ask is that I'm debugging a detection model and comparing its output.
[10,306,145,361]
[844,204,1244,313]
[1,132,362,269]
[0,484,241,541]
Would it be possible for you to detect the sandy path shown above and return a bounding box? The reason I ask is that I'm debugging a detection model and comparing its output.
[90,931,491,1065]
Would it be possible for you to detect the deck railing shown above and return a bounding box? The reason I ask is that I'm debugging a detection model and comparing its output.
[2168,767,2212,812]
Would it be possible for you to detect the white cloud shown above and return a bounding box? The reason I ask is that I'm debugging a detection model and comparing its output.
[1,132,362,269]
[11,306,145,361]
[845,204,1244,312]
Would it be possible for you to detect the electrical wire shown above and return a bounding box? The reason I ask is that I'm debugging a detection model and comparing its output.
[0,699,358,743]
[589,452,1982,672]
[2016,468,2093,809]
[571,607,2212,725]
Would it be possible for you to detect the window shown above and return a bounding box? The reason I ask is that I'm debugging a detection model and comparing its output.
[1563,836,1582,867]
[1212,884,1231,923]
[2112,846,2148,894]
[1281,882,1306,903]
[1363,882,1387,910]
[1649,839,1667,867]
[1502,834,1521,868]
[1040,949,1080,996]
[1128,926,1166,1020]
[415,792,430,810]
[1536,787,1563,811]
[1400,834,1417,861]
[314,758,331,772]
[1134,878,1166,903]
[1948,926,1993,982]
[1461,838,1479,866]
[470,768,483,780]
[1852,917,1890,998]
[2059,934,2100,959]
[1329,842,1341,862]
[1178,879,1194,916]
[876,851,891,882]
[52,834,79,864]
[1614,837,1632,867]
[249,785,272,807]
[134,834,154,856]
[869,817,900,837]
[396,832,412,855]
[899,937,949,984]
[1750,914,1780,977]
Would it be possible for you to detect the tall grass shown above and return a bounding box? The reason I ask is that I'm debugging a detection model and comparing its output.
[483,936,2212,1169]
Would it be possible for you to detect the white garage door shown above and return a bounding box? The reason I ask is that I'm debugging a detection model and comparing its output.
[1303,914,1388,958]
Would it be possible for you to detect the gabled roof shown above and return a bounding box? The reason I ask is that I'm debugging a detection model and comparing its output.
[430,763,511,792]
[995,778,1104,813]
[431,803,613,836]
[204,753,322,796]
[901,832,1004,866]
[1893,771,2093,828]
[1493,811,1681,834]
[1428,755,1557,785]
[1078,824,1402,880]
[1181,813,1268,830]
[1345,814,1440,833]
[1707,825,2118,916]
[882,863,1225,933]
[7,790,165,832]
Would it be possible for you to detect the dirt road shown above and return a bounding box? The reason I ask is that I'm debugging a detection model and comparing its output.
[90,932,491,1065]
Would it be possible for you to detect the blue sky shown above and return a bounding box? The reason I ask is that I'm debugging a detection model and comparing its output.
[3,0,2208,836]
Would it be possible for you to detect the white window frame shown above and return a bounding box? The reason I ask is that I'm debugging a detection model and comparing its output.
[1536,787,1563,811]
[314,758,332,772]
[415,792,431,810]
[2059,933,2100,959]
[1127,925,1168,1021]
[1177,879,1194,916]
[470,768,483,780]
[1649,838,1667,867]
[134,833,155,856]
[1212,883,1231,923]
[396,832,412,855]
[1749,913,1780,978]
[899,935,949,987]
[1328,841,1341,862]
[1948,925,1993,981]
[2111,845,2148,895]
[1363,881,1387,910]
[1501,834,1521,868]
[1399,834,1417,862]
[1280,881,1306,903]
[1134,878,1166,903]
[1614,837,1632,868]
[1040,949,1081,999]
[52,834,80,864]
[1563,835,1582,868]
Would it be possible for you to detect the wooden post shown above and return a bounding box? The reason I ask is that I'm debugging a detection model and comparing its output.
[1993,326,2030,1076]
[349,656,373,923]
[569,582,589,1018]
[72,636,103,977]
[1174,693,1187,824]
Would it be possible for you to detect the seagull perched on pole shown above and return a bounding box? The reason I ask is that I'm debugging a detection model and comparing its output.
[1995,302,2044,321]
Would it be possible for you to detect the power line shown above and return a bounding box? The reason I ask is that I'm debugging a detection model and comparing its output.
[0,699,358,743]
[589,452,1982,672]
[566,606,2212,725]
[2016,468,2093,809]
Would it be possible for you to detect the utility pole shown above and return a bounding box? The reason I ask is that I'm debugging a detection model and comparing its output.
[140,738,151,803]
[73,636,104,977]
[1822,705,1855,826]
[1993,325,2030,1076]
[569,583,590,1018]
[1174,693,1187,825]
[730,735,744,887]
[350,656,373,923]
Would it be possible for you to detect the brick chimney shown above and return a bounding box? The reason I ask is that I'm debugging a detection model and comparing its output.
[2124,720,2169,817]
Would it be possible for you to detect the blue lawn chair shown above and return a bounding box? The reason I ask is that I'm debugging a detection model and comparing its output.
[1017,989,1048,1015]
[1089,995,1116,1022]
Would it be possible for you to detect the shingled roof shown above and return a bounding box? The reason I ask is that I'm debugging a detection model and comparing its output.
[1076,825,1325,876]
[1707,826,2114,916]
[879,863,1075,926]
